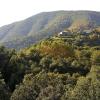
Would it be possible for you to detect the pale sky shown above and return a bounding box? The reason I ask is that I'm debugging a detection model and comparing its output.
[0,0,100,27]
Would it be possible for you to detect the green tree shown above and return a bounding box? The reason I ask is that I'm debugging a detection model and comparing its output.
[0,72,10,100]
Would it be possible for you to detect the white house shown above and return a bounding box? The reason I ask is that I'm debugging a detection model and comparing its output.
[58,30,71,36]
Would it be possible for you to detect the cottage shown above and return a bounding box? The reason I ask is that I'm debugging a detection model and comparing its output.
[82,30,92,34]
[58,30,71,36]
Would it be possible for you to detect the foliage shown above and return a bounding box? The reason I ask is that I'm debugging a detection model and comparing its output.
[0,32,99,100]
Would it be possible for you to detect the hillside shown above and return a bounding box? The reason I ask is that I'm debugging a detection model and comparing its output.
[1,31,100,50]
[0,34,100,100]
[0,10,100,44]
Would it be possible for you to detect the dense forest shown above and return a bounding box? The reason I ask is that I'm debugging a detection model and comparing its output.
[0,30,100,100]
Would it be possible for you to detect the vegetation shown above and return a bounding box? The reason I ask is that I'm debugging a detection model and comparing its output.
[0,31,99,100]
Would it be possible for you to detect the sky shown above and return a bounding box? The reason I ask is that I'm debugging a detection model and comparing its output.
[0,0,100,27]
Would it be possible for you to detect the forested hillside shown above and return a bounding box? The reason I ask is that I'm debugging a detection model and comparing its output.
[1,28,100,50]
[0,33,100,100]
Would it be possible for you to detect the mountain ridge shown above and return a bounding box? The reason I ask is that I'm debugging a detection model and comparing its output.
[0,10,100,43]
